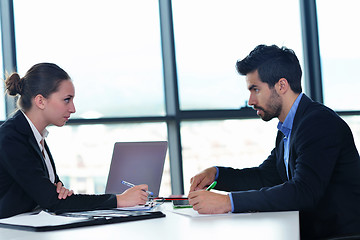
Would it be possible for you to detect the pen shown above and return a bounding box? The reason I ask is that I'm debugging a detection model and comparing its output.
[121,180,154,196]
[206,181,217,191]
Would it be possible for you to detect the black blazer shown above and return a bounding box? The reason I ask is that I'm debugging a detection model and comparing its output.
[0,110,116,219]
[215,95,360,239]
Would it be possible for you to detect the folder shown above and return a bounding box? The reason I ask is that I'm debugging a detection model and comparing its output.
[0,209,165,232]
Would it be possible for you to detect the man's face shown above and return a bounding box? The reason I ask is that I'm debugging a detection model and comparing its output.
[246,70,282,122]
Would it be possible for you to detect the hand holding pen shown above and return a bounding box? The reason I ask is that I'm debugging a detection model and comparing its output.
[206,181,217,191]
[188,180,231,214]
[116,182,149,208]
[121,180,154,196]
[189,167,218,192]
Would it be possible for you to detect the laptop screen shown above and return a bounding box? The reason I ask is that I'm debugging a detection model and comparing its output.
[105,141,167,197]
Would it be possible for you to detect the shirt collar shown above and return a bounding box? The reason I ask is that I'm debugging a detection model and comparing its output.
[277,93,303,137]
[21,111,49,147]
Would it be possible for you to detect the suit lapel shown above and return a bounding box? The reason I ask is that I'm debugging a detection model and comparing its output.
[28,136,49,177]
[43,140,58,182]
[276,131,288,181]
[13,110,51,178]
[288,138,295,180]
[288,94,313,179]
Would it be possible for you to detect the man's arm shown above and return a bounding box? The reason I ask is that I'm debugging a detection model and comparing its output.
[188,143,283,214]
[215,145,284,192]
[229,110,346,213]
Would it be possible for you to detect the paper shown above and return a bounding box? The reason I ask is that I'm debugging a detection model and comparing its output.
[171,208,232,217]
[61,210,129,218]
[116,201,159,211]
[0,211,88,227]
[116,205,153,211]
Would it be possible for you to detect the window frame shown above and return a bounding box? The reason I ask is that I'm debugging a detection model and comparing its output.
[1,0,358,195]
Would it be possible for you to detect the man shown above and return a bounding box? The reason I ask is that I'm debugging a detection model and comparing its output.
[188,44,360,239]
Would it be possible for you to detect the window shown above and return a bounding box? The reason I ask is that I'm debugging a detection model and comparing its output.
[181,119,278,192]
[46,122,171,196]
[13,0,164,118]
[12,0,170,195]
[317,0,360,111]
[3,0,350,198]
[0,26,5,120]
[172,0,303,110]
[342,116,360,149]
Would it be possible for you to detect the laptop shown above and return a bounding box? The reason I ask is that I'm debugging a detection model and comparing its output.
[105,141,168,197]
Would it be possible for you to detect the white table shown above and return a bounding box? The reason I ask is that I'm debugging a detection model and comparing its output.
[0,203,300,240]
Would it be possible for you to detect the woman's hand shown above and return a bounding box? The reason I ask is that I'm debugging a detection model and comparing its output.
[116,184,149,207]
[55,182,74,199]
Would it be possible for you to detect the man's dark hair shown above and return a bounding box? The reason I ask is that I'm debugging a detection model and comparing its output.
[236,44,302,93]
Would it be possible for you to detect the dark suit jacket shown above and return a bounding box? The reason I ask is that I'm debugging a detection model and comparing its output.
[215,95,360,239]
[0,110,116,219]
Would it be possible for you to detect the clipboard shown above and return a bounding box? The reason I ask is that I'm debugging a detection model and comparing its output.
[0,209,165,232]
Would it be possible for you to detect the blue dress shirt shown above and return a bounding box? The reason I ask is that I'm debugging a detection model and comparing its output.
[277,93,303,179]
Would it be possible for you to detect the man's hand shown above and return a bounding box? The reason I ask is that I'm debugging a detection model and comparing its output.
[55,182,74,199]
[116,184,149,208]
[189,167,217,192]
[188,190,232,214]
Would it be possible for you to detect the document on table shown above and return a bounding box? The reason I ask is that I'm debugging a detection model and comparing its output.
[0,210,88,227]
[0,209,166,232]
[117,205,153,211]
[171,208,233,217]
[116,201,159,211]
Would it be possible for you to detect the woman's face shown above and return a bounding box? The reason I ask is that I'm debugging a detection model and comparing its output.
[43,79,76,127]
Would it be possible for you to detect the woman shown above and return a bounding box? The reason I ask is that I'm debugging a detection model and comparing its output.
[0,63,149,218]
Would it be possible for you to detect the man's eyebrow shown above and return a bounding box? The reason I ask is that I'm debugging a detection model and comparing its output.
[248,84,257,91]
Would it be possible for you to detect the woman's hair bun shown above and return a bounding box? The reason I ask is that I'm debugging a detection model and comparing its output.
[5,73,24,96]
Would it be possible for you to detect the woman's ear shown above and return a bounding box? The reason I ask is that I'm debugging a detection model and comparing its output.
[34,94,46,110]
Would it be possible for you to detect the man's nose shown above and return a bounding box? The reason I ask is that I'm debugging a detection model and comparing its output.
[248,93,256,106]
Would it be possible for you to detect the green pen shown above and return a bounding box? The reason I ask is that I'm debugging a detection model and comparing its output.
[206,181,217,191]
[173,181,217,210]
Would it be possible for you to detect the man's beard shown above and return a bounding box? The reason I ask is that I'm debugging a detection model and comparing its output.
[254,89,282,122]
